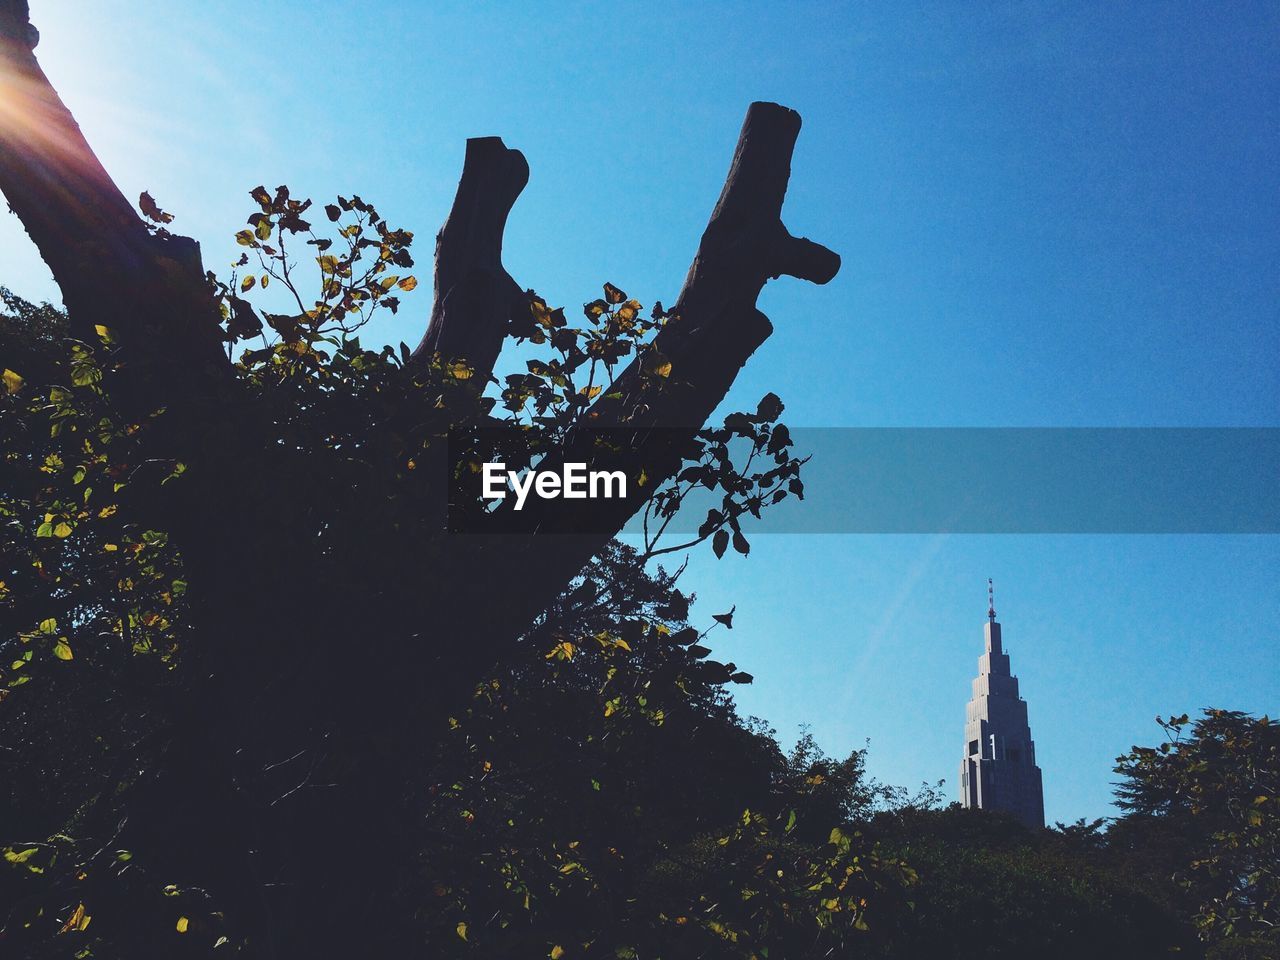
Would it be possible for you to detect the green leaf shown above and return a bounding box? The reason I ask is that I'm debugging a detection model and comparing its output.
[53,639,73,661]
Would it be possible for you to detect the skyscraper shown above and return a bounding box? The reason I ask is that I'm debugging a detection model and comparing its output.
[959,582,1045,829]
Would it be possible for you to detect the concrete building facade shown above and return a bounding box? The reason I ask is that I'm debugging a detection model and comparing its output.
[959,583,1045,829]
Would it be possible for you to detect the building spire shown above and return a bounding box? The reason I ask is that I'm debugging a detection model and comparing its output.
[987,578,996,622]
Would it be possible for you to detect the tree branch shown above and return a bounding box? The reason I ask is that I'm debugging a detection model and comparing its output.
[0,0,227,404]
[410,136,529,382]
[450,101,837,645]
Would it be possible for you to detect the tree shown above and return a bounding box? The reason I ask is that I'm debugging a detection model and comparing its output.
[1114,710,1280,954]
[0,2,843,955]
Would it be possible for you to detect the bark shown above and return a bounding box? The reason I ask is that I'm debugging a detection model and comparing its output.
[410,135,529,382]
[456,102,838,641]
[0,0,227,410]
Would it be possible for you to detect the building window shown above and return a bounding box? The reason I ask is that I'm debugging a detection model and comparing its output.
[968,739,979,757]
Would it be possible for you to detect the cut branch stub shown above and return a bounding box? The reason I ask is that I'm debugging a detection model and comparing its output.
[454,101,839,643]
[411,136,529,381]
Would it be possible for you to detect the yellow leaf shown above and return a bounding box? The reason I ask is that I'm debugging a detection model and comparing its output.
[579,385,602,400]
[59,903,87,934]
[53,639,73,661]
[4,847,37,863]
[104,543,118,552]
[38,618,58,635]
[456,921,468,941]
[551,947,565,959]
[2,368,23,394]
[176,916,189,934]
[397,275,418,291]
[234,229,255,246]
[53,522,73,538]
[643,350,672,378]
[447,361,474,380]
[93,324,117,344]
[240,275,255,292]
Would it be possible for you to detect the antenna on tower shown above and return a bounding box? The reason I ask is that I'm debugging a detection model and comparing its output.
[988,578,996,622]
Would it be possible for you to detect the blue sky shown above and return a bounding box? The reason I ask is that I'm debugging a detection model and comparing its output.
[3,1,1277,823]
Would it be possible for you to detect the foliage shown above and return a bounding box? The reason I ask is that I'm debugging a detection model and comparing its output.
[860,805,1198,958]
[0,183,852,959]
[1114,710,1280,948]
[2,189,1272,957]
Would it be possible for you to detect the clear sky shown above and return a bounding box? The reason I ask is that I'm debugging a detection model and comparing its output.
[4,1,1277,824]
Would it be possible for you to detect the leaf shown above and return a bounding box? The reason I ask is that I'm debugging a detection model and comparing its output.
[235,229,256,247]
[138,191,174,224]
[53,639,73,661]
[456,922,468,941]
[325,203,341,221]
[785,809,797,833]
[93,324,118,344]
[730,671,754,684]
[732,529,750,556]
[643,350,672,378]
[712,606,735,630]
[756,392,784,422]
[59,902,88,934]
[53,522,73,538]
[2,368,23,394]
[397,275,418,291]
[240,275,255,292]
[712,529,729,558]
[38,618,58,635]
[176,916,189,934]
[603,282,627,305]
[551,948,565,959]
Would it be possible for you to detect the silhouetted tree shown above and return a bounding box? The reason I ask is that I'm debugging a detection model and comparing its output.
[0,1,849,955]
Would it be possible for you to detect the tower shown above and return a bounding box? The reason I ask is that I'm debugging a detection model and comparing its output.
[959,581,1045,829]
